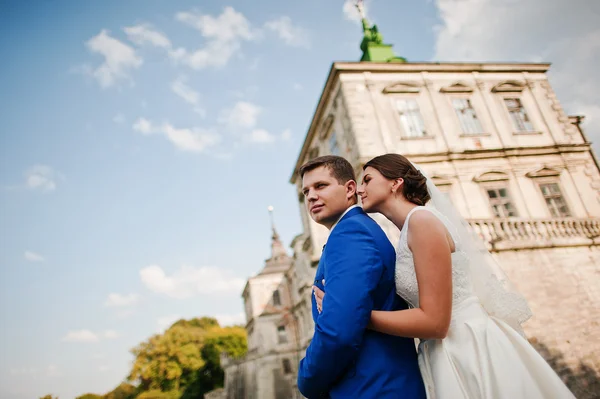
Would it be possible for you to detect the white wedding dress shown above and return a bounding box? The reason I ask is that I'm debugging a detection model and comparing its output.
[395,206,575,399]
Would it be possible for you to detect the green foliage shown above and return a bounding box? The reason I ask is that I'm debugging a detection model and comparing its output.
[39,396,58,399]
[75,317,247,399]
[135,390,180,399]
[128,317,247,397]
[105,382,137,399]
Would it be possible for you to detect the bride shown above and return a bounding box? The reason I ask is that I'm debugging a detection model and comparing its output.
[313,153,574,398]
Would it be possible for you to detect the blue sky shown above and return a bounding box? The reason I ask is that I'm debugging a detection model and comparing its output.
[0,0,597,398]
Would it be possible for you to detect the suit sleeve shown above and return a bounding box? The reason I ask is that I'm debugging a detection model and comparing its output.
[297,221,384,398]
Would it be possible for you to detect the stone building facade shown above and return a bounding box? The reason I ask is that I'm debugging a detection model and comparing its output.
[211,17,600,399]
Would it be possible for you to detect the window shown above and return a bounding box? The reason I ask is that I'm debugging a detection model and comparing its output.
[277,325,288,343]
[504,98,534,132]
[486,187,518,217]
[394,99,426,137]
[272,289,281,306]
[539,183,571,218]
[329,132,340,155]
[282,359,292,374]
[452,98,484,134]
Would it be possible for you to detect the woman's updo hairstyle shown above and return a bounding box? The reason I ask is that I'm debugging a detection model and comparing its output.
[364,153,431,206]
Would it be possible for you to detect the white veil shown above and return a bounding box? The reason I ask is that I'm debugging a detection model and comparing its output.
[414,164,533,335]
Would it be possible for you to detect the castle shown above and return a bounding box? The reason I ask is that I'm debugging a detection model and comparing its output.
[207,8,600,399]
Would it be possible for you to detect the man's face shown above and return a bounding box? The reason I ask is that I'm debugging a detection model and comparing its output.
[301,166,356,230]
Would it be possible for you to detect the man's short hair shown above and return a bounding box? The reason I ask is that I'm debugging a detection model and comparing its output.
[298,155,356,184]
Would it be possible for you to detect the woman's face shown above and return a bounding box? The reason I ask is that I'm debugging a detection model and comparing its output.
[358,166,401,212]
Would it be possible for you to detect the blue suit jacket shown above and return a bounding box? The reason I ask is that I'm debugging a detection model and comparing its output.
[297,207,425,399]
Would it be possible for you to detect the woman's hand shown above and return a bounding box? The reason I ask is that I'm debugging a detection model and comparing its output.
[313,281,325,313]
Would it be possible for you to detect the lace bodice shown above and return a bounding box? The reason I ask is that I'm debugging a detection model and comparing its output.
[395,206,475,308]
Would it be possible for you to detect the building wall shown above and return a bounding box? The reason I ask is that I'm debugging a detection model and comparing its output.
[495,246,600,372]
[217,63,600,399]
[286,64,600,398]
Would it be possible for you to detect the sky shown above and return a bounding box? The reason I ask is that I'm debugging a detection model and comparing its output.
[0,0,598,398]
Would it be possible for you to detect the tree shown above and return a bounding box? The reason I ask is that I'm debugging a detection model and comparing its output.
[39,396,58,399]
[180,327,247,399]
[128,317,247,396]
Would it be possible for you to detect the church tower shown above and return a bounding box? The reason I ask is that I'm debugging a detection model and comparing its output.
[218,207,299,399]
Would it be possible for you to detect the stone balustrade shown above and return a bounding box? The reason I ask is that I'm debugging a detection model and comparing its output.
[468,218,600,251]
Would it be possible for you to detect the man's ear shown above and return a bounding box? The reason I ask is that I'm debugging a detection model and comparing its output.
[345,180,357,199]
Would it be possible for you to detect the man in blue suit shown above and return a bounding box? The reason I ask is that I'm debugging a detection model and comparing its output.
[297,155,425,399]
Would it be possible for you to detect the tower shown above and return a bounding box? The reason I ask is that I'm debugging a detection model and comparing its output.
[218,207,299,399]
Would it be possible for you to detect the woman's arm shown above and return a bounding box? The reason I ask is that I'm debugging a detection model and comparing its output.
[369,211,453,340]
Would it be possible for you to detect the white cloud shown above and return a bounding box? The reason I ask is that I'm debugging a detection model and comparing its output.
[281,128,292,141]
[172,7,257,69]
[24,251,45,262]
[62,329,99,343]
[62,329,118,342]
[103,330,119,339]
[157,314,182,331]
[176,7,256,42]
[432,0,600,146]
[264,16,310,48]
[343,0,368,24]
[162,123,219,152]
[25,165,60,192]
[215,312,245,326]
[171,76,206,116]
[132,117,155,135]
[124,24,171,48]
[104,293,139,307]
[219,101,262,129]
[85,30,142,88]
[248,129,276,143]
[140,264,245,299]
[133,118,220,153]
[293,83,303,91]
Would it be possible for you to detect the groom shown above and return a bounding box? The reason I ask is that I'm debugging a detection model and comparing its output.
[297,155,425,398]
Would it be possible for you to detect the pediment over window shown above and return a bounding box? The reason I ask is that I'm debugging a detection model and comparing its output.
[473,171,510,183]
[319,114,334,139]
[382,81,421,94]
[439,82,474,93]
[491,81,526,93]
[430,174,454,186]
[526,167,561,178]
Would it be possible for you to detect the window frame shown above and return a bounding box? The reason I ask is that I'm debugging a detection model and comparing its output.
[483,183,519,218]
[390,96,430,139]
[272,289,281,307]
[501,96,535,133]
[276,324,288,344]
[450,96,486,136]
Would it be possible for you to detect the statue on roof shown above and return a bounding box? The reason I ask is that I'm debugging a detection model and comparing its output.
[356,0,384,52]
[354,0,405,62]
